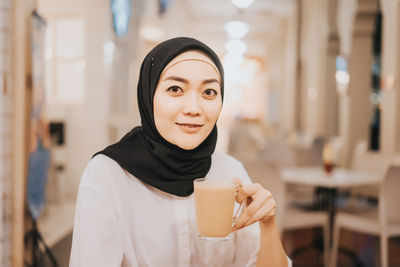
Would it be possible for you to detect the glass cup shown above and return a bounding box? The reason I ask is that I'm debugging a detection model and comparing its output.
[323,160,334,175]
[194,178,237,241]
[322,143,335,175]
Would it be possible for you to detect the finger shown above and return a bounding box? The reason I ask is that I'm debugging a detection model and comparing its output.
[234,191,270,230]
[236,183,263,204]
[234,193,271,230]
[243,197,276,228]
[233,177,243,191]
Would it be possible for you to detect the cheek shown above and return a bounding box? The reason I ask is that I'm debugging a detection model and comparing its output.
[153,94,168,129]
[204,100,222,124]
[154,94,179,127]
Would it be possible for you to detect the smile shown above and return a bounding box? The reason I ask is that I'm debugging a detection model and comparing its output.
[175,123,204,128]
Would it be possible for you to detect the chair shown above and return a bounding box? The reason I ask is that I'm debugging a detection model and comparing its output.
[244,160,330,266]
[345,140,391,205]
[331,165,400,267]
[259,136,321,206]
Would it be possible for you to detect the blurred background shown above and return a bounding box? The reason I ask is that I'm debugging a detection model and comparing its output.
[1,0,400,266]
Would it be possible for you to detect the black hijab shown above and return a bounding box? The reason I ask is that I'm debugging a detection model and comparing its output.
[94,37,224,197]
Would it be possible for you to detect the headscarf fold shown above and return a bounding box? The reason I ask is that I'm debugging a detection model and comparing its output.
[94,37,224,196]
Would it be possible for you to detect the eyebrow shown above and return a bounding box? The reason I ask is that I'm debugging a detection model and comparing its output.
[163,76,220,85]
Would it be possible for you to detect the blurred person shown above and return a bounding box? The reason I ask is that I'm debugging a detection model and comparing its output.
[69,37,290,267]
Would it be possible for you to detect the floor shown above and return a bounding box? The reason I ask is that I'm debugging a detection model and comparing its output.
[284,229,400,267]
[41,234,72,267]
[38,229,400,267]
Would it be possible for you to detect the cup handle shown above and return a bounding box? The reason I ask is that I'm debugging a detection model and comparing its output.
[233,201,245,226]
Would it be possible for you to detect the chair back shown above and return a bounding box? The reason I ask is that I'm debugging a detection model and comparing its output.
[292,139,324,167]
[351,140,368,170]
[380,165,400,224]
[351,140,389,174]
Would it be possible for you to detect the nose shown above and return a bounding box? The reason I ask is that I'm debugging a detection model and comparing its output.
[182,91,201,116]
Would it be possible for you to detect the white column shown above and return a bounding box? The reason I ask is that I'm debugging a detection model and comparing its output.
[322,0,340,137]
[299,0,323,137]
[280,13,298,133]
[323,34,339,137]
[266,26,285,128]
[298,0,338,139]
[396,0,400,153]
[337,0,377,167]
[380,0,400,155]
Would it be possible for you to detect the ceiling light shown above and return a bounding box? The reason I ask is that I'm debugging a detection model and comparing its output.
[225,20,249,39]
[335,70,350,85]
[231,0,255,9]
[139,25,165,42]
[225,39,247,55]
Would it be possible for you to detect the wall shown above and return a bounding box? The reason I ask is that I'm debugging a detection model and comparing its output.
[0,0,13,265]
[39,0,114,200]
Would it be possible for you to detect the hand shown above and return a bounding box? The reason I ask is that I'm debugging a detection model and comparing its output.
[232,177,276,231]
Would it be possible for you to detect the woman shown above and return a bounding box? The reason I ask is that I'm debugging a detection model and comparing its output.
[70,37,291,267]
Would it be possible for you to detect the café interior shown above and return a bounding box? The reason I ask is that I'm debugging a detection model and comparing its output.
[1,0,400,266]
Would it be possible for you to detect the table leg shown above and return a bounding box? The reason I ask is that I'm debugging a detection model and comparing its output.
[327,188,337,248]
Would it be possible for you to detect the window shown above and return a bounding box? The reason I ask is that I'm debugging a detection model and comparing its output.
[45,17,86,104]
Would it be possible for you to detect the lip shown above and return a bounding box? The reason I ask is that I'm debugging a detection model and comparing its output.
[175,122,204,133]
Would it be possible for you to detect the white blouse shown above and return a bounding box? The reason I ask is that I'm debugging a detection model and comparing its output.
[69,152,291,267]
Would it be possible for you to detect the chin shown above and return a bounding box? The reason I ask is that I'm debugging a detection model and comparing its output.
[176,142,200,150]
[174,137,205,150]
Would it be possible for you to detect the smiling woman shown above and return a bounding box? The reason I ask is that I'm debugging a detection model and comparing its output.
[69,37,291,267]
[153,50,223,150]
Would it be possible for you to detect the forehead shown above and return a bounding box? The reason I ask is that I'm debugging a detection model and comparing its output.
[160,50,220,80]
[160,59,220,80]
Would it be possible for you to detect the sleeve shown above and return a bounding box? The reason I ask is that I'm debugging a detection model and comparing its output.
[233,160,293,267]
[69,158,124,267]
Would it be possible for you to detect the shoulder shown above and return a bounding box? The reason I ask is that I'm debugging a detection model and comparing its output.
[80,154,126,188]
[210,151,252,184]
[211,151,244,168]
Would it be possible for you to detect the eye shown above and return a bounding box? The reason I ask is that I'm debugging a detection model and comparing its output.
[203,89,218,99]
[166,86,183,96]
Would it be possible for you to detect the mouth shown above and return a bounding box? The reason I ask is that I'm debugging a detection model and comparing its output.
[175,122,204,128]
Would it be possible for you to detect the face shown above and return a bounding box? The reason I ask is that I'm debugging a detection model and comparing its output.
[153,52,222,150]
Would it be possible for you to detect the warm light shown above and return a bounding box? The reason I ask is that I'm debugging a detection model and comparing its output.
[335,70,350,85]
[381,74,395,91]
[241,57,263,73]
[225,39,247,55]
[224,52,244,68]
[103,41,115,64]
[370,92,382,105]
[336,70,350,96]
[323,143,334,163]
[140,25,165,41]
[231,0,255,9]
[225,20,249,39]
[224,66,253,85]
